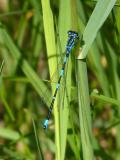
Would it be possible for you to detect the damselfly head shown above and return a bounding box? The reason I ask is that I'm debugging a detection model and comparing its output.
[67,30,79,39]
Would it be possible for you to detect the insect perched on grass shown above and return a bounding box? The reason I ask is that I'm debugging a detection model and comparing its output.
[43,31,79,129]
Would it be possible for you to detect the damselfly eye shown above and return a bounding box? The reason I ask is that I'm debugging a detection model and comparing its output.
[67,30,79,39]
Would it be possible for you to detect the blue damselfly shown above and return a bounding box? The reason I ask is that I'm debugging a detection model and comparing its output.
[43,31,79,129]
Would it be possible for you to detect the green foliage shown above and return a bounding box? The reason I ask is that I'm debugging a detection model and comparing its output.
[0,0,120,159]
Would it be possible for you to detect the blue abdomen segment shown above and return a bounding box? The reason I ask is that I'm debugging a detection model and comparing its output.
[64,56,67,63]
[52,96,56,100]
[60,69,64,76]
[43,119,49,129]
[56,83,60,89]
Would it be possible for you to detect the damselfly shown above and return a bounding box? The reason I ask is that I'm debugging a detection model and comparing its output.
[43,30,79,129]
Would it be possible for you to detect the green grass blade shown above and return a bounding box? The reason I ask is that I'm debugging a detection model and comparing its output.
[91,91,120,106]
[0,60,4,88]
[32,119,44,160]
[0,24,51,107]
[0,60,15,121]
[0,127,20,140]
[1,94,15,121]
[77,1,110,95]
[77,59,94,160]
[0,60,5,74]
[58,1,73,159]
[40,1,61,160]
[78,0,117,59]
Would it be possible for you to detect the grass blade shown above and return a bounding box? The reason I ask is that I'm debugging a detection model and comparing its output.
[91,91,120,106]
[0,60,5,74]
[78,0,117,59]
[32,119,44,160]
[0,127,20,141]
[0,24,51,107]
[77,59,94,160]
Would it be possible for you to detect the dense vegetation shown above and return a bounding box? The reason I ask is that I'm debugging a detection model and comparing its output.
[0,0,120,160]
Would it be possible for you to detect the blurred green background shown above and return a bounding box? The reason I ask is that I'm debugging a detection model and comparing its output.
[0,0,120,160]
